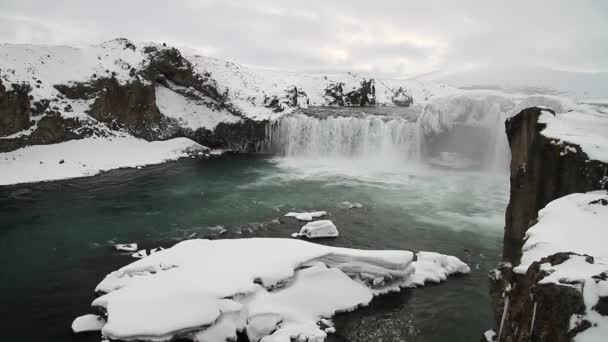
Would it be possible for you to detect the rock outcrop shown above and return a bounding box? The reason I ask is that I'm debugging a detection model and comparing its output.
[323,79,376,106]
[502,107,608,263]
[0,81,31,136]
[487,107,608,342]
[392,87,413,107]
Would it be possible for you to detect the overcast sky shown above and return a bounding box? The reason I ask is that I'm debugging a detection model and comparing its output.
[1,0,607,78]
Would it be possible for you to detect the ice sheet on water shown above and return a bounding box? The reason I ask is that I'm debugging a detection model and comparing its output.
[285,211,327,221]
[77,238,469,342]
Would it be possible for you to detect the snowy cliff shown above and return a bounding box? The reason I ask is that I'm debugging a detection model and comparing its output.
[487,106,608,342]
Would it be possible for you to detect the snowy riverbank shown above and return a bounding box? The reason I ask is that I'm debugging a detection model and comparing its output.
[0,136,207,186]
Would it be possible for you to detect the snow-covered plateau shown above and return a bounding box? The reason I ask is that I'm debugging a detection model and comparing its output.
[74,238,469,342]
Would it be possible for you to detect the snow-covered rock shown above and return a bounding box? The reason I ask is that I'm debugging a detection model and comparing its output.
[71,314,106,333]
[114,243,138,252]
[410,251,471,286]
[284,211,327,221]
[291,220,339,239]
[0,136,207,186]
[339,201,363,209]
[77,238,469,342]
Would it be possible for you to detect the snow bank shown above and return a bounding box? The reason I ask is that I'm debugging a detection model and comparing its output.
[514,192,608,342]
[410,251,471,286]
[155,84,241,130]
[285,211,327,221]
[292,220,339,239]
[539,109,608,163]
[515,192,608,273]
[0,136,207,186]
[78,238,469,342]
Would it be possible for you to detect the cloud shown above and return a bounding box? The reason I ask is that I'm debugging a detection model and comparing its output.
[0,0,607,77]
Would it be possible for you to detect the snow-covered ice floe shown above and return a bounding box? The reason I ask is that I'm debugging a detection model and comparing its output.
[0,136,208,186]
[75,238,469,342]
[291,220,339,239]
[72,314,106,333]
[284,211,327,221]
[114,243,138,252]
[514,191,608,341]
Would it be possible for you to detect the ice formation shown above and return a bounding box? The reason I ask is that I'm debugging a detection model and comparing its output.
[72,314,106,333]
[0,136,208,186]
[291,220,339,239]
[284,211,327,221]
[75,238,470,341]
[115,243,138,252]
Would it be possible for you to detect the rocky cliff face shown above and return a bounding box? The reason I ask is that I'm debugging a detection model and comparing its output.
[487,107,608,342]
[0,39,411,153]
[0,81,31,136]
[502,107,608,263]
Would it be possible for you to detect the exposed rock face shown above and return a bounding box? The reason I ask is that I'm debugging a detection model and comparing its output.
[0,81,31,136]
[489,253,595,342]
[487,107,608,342]
[503,107,608,263]
[324,79,376,106]
[193,118,268,152]
[392,87,413,107]
[263,86,309,113]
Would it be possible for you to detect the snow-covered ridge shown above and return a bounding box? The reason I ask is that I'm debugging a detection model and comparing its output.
[512,192,608,341]
[77,238,469,342]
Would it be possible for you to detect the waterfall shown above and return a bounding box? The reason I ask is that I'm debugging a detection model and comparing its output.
[263,114,423,165]
[262,100,513,173]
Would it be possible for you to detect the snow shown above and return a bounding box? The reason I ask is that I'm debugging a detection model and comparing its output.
[131,250,148,259]
[0,136,208,186]
[291,220,339,239]
[410,251,471,286]
[515,192,608,273]
[71,314,106,333]
[77,238,469,342]
[155,84,241,131]
[483,329,497,342]
[284,211,327,221]
[115,243,138,252]
[539,109,608,163]
[514,192,608,342]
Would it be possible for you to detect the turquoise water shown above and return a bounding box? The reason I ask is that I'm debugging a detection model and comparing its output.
[0,154,507,341]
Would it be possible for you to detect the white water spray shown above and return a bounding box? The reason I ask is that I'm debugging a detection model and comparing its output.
[263,114,422,165]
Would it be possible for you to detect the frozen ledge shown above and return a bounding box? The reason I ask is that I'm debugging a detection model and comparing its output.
[76,238,469,341]
[0,136,208,186]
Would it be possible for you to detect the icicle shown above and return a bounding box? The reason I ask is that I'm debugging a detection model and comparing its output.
[529,301,538,336]
[498,295,510,341]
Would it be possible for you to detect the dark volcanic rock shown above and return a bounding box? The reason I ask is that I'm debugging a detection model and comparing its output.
[0,114,101,152]
[487,106,608,342]
[392,87,413,107]
[489,253,591,342]
[0,81,32,136]
[503,107,608,263]
[193,119,268,152]
[324,79,377,107]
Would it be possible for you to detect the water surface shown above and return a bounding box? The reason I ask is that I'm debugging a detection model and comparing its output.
[0,154,507,341]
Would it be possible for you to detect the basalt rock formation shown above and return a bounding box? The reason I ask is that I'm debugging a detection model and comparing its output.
[487,107,608,342]
[0,81,31,137]
[0,39,399,153]
[502,107,608,263]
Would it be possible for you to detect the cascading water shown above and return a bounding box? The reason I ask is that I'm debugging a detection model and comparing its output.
[263,114,423,166]
[262,102,511,173]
